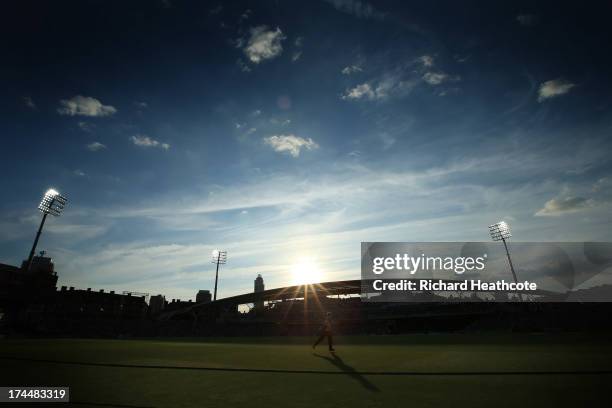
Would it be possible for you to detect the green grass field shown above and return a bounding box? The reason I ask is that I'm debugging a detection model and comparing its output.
[1,334,611,408]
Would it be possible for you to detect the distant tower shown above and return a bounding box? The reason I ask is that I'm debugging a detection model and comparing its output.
[254,274,264,310]
[196,289,212,303]
[254,274,264,292]
[149,294,166,315]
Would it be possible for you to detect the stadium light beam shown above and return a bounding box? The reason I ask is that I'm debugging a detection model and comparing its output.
[211,249,227,301]
[25,188,68,272]
[489,221,521,301]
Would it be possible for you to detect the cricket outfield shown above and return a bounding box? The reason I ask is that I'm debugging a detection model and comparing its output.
[1,334,610,408]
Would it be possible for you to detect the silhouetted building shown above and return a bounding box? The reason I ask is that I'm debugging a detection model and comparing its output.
[51,286,148,319]
[254,274,264,292]
[164,298,192,311]
[254,274,265,310]
[196,290,211,303]
[1,252,58,307]
[149,294,165,315]
[21,251,55,275]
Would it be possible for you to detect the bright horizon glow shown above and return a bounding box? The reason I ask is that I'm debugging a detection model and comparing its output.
[290,257,323,285]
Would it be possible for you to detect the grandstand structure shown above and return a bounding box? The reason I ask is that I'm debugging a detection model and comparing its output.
[151,279,566,337]
[2,257,610,338]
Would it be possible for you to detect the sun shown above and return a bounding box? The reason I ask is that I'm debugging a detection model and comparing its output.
[290,257,323,285]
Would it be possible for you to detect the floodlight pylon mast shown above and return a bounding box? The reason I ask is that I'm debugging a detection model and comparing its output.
[25,212,49,272]
[25,188,68,272]
[501,237,518,285]
[489,221,521,301]
[212,250,227,301]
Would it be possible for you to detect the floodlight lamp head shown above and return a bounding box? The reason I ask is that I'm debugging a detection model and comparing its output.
[489,221,511,241]
[38,188,68,216]
[211,249,227,264]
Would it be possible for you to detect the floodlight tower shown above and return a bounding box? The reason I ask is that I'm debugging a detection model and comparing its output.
[25,188,68,272]
[489,221,521,300]
[211,249,227,301]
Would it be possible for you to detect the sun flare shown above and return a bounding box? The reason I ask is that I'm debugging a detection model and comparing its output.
[290,258,323,285]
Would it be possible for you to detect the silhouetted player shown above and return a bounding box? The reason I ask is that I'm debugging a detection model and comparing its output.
[312,312,335,352]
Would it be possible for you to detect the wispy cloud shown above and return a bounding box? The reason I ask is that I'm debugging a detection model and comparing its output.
[323,0,385,20]
[10,140,609,300]
[22,96,36,110]
[58,95,117,117]
[537,79,576,102]
[243,26,286,64]
[263,134,319,157]
[342,83,376,100]
[78,122,94,132]
[244,127,257,137]
[270,118,291,126]
[130,134,170,150]
[86,142,106,151]
[535,196,592,216]
[417,55,434,67]
[292,36,303,62]
[422,71,449,85]
[342,73,417,101]
[341,65,363,75]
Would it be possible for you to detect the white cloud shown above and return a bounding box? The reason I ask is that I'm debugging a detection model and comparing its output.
[342,83,376,100]
[237,58,252,72]
[58,95,117,117]
[86,142,106,151]
[73,169,86,177]
[323,0,385,20]
[22,96,36,110]
[292,36,303,62]
[422,72,449,85]
[342,75,417,101]
[341,65,362,75]
[270,118,291,126]
[535,196,592,216]
[243,26,286,64]
[537,79,576,102]
[78,121,94,132]
[240,9,251,21]
[418,55,434,67]
[130,134,170,150]
[264,134,319,157]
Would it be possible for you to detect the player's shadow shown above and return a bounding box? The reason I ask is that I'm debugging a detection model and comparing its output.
[313,353,380,392]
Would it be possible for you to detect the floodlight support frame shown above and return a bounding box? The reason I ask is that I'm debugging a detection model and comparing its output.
[501,237,522,302]
[213,256,220,301]
[25,212,48,273]
[501,238,518,284]
[212,250,226,301]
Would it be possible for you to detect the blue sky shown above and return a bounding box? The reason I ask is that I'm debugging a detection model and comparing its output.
[1,0,612,300]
